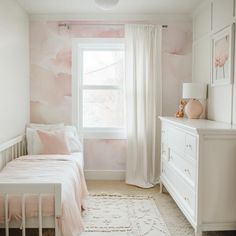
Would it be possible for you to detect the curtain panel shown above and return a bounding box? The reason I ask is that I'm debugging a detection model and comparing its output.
[125,24,162,188]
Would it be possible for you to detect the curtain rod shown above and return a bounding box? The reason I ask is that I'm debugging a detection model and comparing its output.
[58,23,168,28]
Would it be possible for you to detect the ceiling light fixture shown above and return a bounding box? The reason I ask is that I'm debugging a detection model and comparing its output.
[95,0,119,10]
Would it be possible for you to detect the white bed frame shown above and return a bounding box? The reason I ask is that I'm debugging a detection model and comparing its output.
[0,135,62,236]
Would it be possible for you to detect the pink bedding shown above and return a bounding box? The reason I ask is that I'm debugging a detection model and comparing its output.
[0,155,88,236]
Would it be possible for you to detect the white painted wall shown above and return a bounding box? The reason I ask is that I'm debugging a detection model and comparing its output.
[192,0,235,124]
[0,0,29,143]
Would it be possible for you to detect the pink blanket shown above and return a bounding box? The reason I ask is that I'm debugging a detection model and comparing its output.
[0,155,88,236]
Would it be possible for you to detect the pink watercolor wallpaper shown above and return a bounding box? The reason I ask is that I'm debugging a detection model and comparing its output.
[30,20,192,171]
[30,21,124,124]
[84,139,127,170]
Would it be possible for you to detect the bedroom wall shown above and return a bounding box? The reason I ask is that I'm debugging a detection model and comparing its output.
[29,20,192,178]
[192,0,235,123]
[0,0,29,143]
[162,23,192,116]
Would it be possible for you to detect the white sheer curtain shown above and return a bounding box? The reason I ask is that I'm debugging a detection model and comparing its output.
[125,24,162,188]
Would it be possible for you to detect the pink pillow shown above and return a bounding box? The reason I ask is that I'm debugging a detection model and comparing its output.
[37,130,70,155]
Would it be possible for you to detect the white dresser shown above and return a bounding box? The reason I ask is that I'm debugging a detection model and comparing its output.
[159,117,236,236]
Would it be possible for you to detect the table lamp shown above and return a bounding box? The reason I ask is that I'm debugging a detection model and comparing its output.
[182,83,207,119]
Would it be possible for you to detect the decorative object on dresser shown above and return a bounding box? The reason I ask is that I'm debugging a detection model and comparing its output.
[175,100,187,118]
[159,116,236,236]
[182,83,207,119]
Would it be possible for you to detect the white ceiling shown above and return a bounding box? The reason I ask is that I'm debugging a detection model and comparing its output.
[17,0,202,15]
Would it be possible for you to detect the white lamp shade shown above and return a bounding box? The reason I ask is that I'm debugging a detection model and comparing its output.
[182,83,207,100]
[95,0,119,10]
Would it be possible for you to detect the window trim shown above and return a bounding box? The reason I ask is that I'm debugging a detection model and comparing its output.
[72,38,126,139]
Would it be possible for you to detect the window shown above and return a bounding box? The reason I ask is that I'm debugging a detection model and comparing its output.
[73,39,126,138]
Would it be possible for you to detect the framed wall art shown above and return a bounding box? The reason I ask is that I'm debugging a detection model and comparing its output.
[211,24,234,86]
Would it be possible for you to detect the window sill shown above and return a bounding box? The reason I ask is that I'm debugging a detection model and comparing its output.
[82,130,127,140]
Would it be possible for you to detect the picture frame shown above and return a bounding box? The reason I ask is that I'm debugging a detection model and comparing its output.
[211,24,234,86]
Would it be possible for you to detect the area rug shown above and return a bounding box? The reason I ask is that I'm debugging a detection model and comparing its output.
[82,194,170,236]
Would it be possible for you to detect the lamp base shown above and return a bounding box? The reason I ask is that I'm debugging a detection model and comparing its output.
[185,99,203,119]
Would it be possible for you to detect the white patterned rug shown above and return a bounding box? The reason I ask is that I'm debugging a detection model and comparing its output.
[81,194,170,236]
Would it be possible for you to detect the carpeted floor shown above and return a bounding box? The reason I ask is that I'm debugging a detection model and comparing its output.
[86,181,236,236]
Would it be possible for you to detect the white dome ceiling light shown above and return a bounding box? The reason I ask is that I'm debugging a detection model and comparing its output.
[95,0,119,10]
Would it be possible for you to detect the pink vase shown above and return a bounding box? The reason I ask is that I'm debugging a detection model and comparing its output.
[185,99,203,119]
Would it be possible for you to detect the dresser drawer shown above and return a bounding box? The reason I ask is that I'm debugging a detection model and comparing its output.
[185,133,197,158]
[161,126,168,144]
[162,163,195,217]
[169,150,196,187]
[161,125,168,162]
[168,127,185,154]
[165,124,197,159]
[161,143,168,162]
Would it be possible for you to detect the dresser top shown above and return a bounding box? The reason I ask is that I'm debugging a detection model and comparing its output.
[159,116,236,134]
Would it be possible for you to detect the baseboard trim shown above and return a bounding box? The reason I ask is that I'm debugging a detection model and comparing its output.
[84,170,126,180]
[202,222,236,231]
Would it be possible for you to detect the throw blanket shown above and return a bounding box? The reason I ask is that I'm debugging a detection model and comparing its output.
[0,155,88,236]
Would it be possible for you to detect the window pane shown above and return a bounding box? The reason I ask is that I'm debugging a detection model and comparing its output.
[83,90,124,128]
[83,50,124,86]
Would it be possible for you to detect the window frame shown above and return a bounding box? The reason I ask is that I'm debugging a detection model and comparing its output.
[72,38,126,139]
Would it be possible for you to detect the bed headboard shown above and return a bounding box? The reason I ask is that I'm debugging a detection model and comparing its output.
[0,135,27,170]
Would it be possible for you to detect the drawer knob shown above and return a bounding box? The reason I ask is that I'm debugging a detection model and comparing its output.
[184,196,190,202]
[184,169,191,175]
[186,144,192,149]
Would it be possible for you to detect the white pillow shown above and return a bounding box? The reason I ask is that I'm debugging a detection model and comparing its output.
[26,125,82,155]
[26,128,39,155]
[64,126,83,152]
